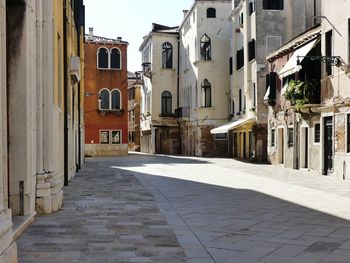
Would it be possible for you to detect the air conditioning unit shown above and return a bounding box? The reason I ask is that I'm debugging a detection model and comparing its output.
[70,56,81,83]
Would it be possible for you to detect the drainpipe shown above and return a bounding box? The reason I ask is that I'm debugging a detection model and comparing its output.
[77,31,82,170]
[63,0,69,186]
[176,35,181,154]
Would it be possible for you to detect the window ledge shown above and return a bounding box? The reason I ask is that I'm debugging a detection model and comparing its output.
[193,60,212,66]
[98,109,124,116]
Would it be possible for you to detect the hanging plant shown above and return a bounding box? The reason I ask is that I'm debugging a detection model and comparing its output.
[284,80,313,111]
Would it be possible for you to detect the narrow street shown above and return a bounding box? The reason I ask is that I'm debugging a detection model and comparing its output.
[18,154,350,263]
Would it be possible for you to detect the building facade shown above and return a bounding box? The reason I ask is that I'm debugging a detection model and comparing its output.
[265,0,350,179]
[266,26,322,171]
[139,24,180,155]
[127,72,142,152]
[319,0,350,178]
[178,0,232,157]
[0,0,85,261]
[84,29,129,156]
[212,0,321,162]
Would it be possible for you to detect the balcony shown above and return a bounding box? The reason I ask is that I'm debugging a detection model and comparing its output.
[142,62,151,78]
[159,112,176,118]
[175,107,189,118]
[98,109,124,116]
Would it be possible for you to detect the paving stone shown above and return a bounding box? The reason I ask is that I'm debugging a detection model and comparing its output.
[17,158,186,263]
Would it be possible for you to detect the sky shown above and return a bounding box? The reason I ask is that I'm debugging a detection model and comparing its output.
[84,0,194,73]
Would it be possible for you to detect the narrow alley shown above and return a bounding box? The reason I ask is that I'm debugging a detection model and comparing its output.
[18,154,350,263]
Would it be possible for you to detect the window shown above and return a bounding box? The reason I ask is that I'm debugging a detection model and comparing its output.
[271,129,275,147]
[111,89,121,110]
[348,19,350,64]
[347,115,350,152]
[98,47,109,69]
[229,57,233,75]
[314,123,320,143]
[263,0,284,10]
[100,130,110,144]
[99,89,110,110]
[325,30,333,76]
[128,89,135,100]
[98,47,122,70]
[161,91,172,115]
[253,83,256,107]
[200,34,211,61]
[239,13,244,27]
[207,8,216,18]
[288,128,294,147]
[231,100,235,115]
[201,79,212,107]
[110,48,121,69]
[239,89,242,112]
[215,133,227,140]
[112,130,121,144]
[249,0,255,15]
[248,39,255,61]
[236,48,244,70]
[162,42,173,68]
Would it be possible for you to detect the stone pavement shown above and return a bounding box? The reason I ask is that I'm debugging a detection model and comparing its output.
[116,153,350,263]
[17,154,350,263]
[17,158,186,263]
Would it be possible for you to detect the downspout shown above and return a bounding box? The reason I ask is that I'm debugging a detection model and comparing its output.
[77,31,81,170]
[177,35,182,154]
[63,0,69,186]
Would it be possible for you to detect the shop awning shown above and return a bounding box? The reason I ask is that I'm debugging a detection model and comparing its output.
[278,39,318,79]
[210,117,256,134]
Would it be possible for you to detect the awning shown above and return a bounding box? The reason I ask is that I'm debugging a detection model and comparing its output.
[210,117,256,134]
[278,39,318,79]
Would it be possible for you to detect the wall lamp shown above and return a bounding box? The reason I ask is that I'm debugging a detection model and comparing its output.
[297,56,342,66]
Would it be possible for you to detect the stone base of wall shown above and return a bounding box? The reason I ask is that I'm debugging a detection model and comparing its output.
[36,171,63,214]
[0,210,17,263]
[85,144,128,157]
[0,242,17,263]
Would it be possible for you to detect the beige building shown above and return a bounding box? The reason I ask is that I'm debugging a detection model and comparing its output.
[128,72,142,152]
[213,0,321,162]
[266,26,322,170]
[139,24,180,155]
[178,0,232,157]
[319,0,350,178]
[266,0,350,179]
[0,0,85,261]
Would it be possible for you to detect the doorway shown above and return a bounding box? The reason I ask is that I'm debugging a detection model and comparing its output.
[300,127,309,169]
[324,116,333,174]
[277,128,284,164]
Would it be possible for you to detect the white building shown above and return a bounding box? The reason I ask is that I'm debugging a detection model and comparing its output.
[178,0,232,157]
[139,24,180,154]
[212,0,321,162]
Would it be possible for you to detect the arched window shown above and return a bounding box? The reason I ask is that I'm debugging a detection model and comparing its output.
[110,48,121,69]
[162,42,173,68]
[111,89,121,110]
[207,8,216,18]
[201,79,211,107]
[98,47,109,69]
[200,34,211,61]
[161,91,172,115]
[99,89,110,110]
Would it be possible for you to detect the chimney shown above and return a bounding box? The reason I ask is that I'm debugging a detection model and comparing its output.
[117,37,122,41]
[183,10,189,18]
[89,27,93,39]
